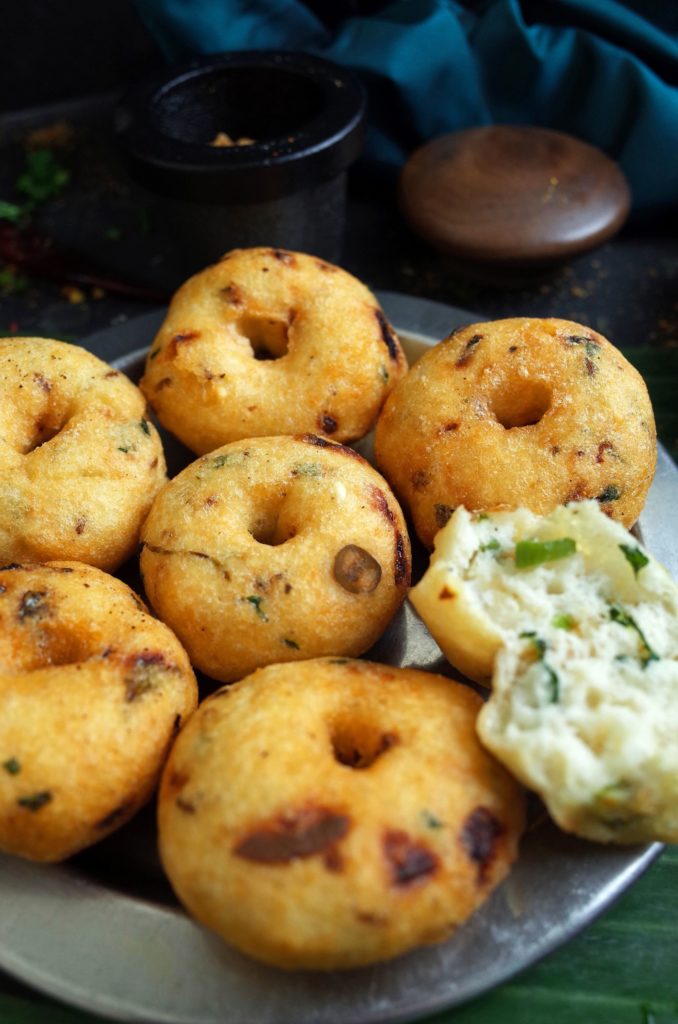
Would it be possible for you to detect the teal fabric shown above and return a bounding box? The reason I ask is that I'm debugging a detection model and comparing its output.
[135,0,678,218]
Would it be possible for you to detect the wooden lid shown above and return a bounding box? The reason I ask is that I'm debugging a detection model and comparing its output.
[399,125,631,264]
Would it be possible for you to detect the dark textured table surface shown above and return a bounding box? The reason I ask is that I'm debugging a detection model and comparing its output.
[1,93,676,453]
[1,94,676,347]
[1,93,677,1024]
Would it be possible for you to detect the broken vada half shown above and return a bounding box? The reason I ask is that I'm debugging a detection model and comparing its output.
[411,501,678,844]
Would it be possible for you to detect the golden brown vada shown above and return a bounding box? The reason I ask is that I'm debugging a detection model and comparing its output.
[375,318,656,548]
[140,434,411,682]
[140,247,408,454]
[158,659,525,969]
[0,561,197,862]
[0,337,166,571]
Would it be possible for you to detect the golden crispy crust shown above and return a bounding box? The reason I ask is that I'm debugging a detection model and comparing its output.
[0,562,197,862]
[140,247,408,454]
[158,659,525,969]
[0,337,166,572]
[375,318,656,548]
[140,435,411,682]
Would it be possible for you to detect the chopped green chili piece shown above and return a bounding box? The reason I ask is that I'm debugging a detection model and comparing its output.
[597,485,621,503]
[139,418,150,435]
[2,758,20,775]
[117,446,130,454]
[596,780,632,804]
[552,613,575,630]
[609,604,658,667]
[18,790,52,812]
[212,453,235,468]
[545,664,560,703]
[479,538,501,552]
[619,543,649,577]
[520,631,559,701]
[514,537,576,569]
[246,595,268,621]
[566,336,601,358]
[422,810,443,829]
[610,605,633,628]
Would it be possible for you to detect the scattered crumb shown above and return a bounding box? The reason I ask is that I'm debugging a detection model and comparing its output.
[210,132,255,147]
[60,285,86,304]
[25,121,74,150]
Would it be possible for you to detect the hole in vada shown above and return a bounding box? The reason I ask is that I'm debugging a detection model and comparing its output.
[331,720,398,769]
[236,314,290,360]
[23,418,66,454]
[15,627,100,670]
[249,507,293,546]
[490,380,552,429]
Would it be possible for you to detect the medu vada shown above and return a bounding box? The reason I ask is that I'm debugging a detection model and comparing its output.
[0,337,166,571]
[140,434,411,682]
[157,658,525,970]
[0,561,197,862]
[140,247,408,454]
[375,318,656,548]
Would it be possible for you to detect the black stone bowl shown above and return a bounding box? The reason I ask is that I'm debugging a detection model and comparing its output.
[115,50,366,272]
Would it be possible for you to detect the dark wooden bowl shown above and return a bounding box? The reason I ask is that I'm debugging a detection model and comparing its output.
[399,125,630,265]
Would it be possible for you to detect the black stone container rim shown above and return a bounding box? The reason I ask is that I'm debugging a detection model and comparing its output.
[115,50,366,205]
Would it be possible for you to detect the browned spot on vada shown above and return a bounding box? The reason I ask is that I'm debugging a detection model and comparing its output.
[0,337,166,571]
[375,318,656,548]
[140,434,411,682]
[0,561,197,862]
[157,659,525,969]
[140,247,408,454]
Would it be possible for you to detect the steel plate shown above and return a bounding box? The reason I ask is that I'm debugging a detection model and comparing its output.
[0,292,673,1024]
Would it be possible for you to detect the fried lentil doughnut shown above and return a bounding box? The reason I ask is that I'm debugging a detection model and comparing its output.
[0,561,197,862]
[0,337,166,571]
[375,318,656,549]
[140,247,408,454]
[158,659,525,970]
[140,434,411,682]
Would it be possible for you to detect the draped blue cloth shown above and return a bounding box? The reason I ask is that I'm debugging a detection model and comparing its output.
[135,0,678,219]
